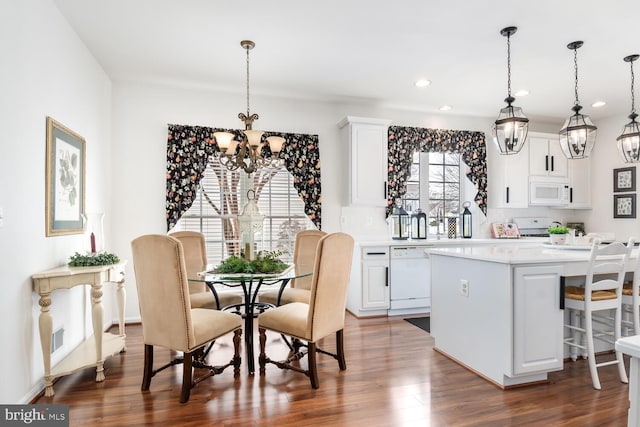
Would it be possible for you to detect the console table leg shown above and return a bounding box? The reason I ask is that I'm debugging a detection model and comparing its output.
[38,292,54,397]
[91,283,105,382]
[116,279,126,351]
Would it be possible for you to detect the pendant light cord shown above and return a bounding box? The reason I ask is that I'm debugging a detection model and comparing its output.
[573,47,580,107]
[506,33,512,98]
[631,59,636,115]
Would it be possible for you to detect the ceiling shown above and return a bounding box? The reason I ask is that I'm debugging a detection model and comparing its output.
[54,0,640,125]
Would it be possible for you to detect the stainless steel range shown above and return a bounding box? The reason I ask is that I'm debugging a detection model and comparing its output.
[512,217,561,237]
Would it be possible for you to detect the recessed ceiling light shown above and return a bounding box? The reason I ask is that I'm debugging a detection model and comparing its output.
[591,101,606,108]
[515,89,530,97]
[439,105,452,111]
[415,79,431,88]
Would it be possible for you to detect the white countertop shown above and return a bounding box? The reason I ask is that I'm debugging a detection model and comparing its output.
[427,244,640,265]
[357,237,547,247]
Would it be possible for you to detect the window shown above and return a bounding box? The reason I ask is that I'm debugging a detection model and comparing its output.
[171,159,314,264]
[400,151,462,236]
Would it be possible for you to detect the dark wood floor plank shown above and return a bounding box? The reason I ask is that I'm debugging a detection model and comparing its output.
[33,313,631,426]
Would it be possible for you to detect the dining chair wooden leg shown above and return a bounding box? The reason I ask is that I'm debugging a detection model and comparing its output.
[258,327,267,374]
[615,306,629,384]
[180,352,193,403]
[336,329,346,371]
[233,329,242,376]
[142,344,153,391]
[308,342,319,389]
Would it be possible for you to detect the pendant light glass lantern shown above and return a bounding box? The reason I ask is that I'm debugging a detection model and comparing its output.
[559,41,597,159]
[617,54,640,163]
[493,26,529,155]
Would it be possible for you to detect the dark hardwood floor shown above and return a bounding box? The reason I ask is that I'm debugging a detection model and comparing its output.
[33,314,632,426]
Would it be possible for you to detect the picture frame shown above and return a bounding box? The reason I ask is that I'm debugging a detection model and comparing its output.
[45,116,86,236]
[613,194,636,219]
[613,166,636,192]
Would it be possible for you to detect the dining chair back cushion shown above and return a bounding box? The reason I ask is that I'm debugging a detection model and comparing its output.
[292,230,327,291]
[306,232,354,340]
[169,231,208,294]
[131,234,196,351]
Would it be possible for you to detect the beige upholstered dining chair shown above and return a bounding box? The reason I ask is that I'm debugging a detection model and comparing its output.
[563,238,634,390]
[258,232,354,389]
[131,234,242,403]
[259,229,327,306]
[169,231,243,310]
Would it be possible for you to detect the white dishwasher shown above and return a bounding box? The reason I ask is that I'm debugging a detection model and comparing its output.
[389,245,431,314]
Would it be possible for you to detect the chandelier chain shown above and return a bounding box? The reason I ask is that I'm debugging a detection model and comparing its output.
[506,33,512,97]
[246,45,251,117]
[573,47,580,106]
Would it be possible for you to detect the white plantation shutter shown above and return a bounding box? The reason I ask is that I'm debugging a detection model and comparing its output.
[173,158,313,264]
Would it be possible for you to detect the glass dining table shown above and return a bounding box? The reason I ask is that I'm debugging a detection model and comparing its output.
[190,264,312,374]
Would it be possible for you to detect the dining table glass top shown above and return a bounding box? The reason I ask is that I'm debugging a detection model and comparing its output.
[190,263,313,284]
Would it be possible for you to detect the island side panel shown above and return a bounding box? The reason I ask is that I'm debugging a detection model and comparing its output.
[431,254,512,386]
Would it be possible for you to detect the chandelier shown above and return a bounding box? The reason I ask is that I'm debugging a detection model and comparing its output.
[617,54,640,163]
[213,40,285,174]
[559,41,597,159]
[493,26,529,155]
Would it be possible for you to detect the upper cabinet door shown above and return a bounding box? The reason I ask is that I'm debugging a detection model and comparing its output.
[489,140,529,208]
[529,135,568,178]
[339,116,391,207]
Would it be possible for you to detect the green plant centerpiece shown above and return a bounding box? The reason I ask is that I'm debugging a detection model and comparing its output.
[214,250,289,274]
[68,251,120,267]
[547,225,569,234]
[547,225,570,245]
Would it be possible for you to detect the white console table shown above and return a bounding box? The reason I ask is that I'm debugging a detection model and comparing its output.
[32,262,127,397]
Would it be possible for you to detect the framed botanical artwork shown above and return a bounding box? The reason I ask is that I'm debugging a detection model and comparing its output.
[613,166,636,192]
[45,117,86,236]
[613,194,636,219]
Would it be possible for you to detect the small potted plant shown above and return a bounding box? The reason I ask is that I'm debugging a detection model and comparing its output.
[547,225,570,245]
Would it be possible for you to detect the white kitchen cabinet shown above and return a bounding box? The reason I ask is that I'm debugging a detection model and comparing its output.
[346,244,389,317]
[565,157,591,209]
[513,265,564,375]
[491,140,529,208]
[338,116,391,207]
[529,134,567,178]
[361,247,390,310]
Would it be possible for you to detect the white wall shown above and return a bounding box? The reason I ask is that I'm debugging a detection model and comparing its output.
[0,1,113,403]
[584,115,640,241]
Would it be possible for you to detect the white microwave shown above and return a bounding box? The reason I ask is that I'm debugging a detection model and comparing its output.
[529,177,570,206]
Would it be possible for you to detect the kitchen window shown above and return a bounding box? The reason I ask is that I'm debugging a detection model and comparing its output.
[172,159,314,263]
[401,151,462,235]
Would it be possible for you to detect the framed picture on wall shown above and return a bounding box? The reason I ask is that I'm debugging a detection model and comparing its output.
[613,194,636,219]
[613,166,636,192]
[45,116,86,236]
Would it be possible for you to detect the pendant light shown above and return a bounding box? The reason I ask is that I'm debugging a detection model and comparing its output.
[559,41,597,159]
[617,54,640,163]
[493,26,529,155]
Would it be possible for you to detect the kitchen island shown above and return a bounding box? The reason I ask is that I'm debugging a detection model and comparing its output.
[427,244,638,388]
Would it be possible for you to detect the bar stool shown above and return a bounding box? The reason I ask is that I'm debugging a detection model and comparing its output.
[622,242,640,336]
[563,238,634,390]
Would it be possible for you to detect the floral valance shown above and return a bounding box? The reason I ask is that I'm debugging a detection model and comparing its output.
[387,126,487,217]
[166,124,321,230]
